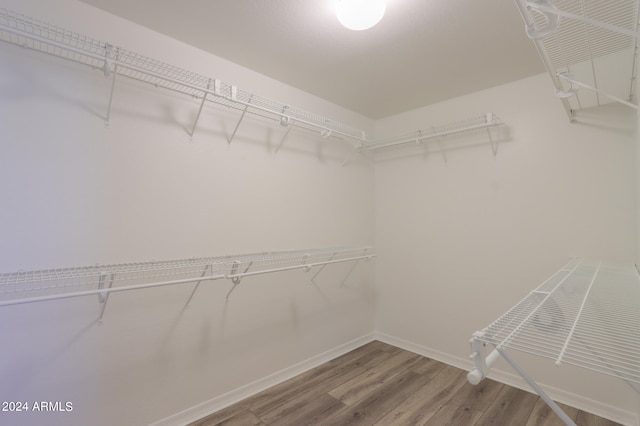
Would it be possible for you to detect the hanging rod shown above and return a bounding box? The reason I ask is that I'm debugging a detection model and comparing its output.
[361,113,504,152]
[0,8,367,144]
[0,246,375,307]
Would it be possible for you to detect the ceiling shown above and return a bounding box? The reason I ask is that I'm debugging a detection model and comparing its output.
[79,0,546,119]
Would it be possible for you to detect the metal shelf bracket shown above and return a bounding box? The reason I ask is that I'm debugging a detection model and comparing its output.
[188,78,212,140]
[524,0,560,39]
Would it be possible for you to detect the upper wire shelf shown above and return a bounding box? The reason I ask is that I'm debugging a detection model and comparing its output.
[361,113,504,152]
[0,8,511,160]
[475,258,640,385]
[515,0,640,120]
[0,246,375,308]
[0,8,367,144]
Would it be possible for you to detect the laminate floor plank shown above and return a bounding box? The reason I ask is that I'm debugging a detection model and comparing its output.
[373,365,467,426]
[475,386,539,425]
[423,399,485,426]
[192,345,382,426]
[409,356,448,378]
[211,410,265,426]
[451,377,505,412]
[264,393,344,426]
[320,370,430,426]
[248,344,390,417]
[576,410,623,426]
[525,398,579,426]
[188,402,249,426]
[189,341,624,426]
[329,349,421,405]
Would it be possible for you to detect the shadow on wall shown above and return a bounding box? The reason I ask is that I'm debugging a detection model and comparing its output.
[0,262,375,423]
[570,103,638,137]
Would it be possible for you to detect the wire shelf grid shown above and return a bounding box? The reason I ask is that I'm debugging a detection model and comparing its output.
[0,8,108,70]
[362,113,504,151]
[532,0,639,66]
[520,0,640,115]
[0,7,366,143]
[475,259,640,384]
[0,246,375,306]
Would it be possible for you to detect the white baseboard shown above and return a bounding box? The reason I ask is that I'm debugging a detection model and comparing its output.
[152,331,638,426]
[374,332,639,426]
[149,332,377,426]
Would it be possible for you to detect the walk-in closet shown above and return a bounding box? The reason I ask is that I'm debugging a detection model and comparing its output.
[0,1,639,425]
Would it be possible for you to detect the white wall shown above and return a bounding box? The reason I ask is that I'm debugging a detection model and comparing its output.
[0,1,376,425]
[2,1,640,425]
[373,73,638,423]
[636,54,640,422]
[636,52,640,269]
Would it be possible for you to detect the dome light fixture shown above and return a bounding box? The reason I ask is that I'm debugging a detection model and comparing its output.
[336,0,386,31]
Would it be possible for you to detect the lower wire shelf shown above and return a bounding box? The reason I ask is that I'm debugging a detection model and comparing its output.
[0,246,375,320]
[468,258,640,426]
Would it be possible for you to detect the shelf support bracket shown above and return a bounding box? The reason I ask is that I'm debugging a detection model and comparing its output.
[340,259,361,287]
[188,79,212,140]
[524,0,560,39]
[432,128,448,163]
[184,264,213,307]
[104,45,118,127]
[274,115,294,155]
[97,272,115,325]
[301,253,311,272]
[486,126,498,157]
[311,252,336,284]
[225,260,254,300]
[227,89,253,146]
[487,129,497,156]
[341,142,364,167]
[436,139,448,163]
[339,249,369,287]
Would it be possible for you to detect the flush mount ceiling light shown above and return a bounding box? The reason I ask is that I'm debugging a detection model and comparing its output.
[336,0,386,31]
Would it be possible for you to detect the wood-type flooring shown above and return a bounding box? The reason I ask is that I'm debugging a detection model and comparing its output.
[190,340,622,426]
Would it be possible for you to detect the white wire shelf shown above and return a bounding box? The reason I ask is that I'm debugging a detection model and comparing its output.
[361,113,504,152]
[468,259,640,425]
[515,0,640,120]
[476,258,640,383]
[0,8,512,161]
[0,8,367,144]
[0,246,375,309]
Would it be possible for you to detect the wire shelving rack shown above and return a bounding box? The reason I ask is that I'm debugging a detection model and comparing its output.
[0,8,511,159]
[514,0,640,121]
[468,258,640,425]
[0,246,375,322]
[361,113,504,153]
[0,8,367,145]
